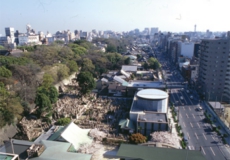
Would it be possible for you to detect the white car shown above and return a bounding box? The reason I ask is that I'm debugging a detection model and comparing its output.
[180,96,184,100]
[190,95,193,99]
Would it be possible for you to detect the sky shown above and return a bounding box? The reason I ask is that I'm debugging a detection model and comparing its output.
[0,0,229,35]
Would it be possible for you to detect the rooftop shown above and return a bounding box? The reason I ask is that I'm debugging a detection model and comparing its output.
[137,89,168,100]
[30,140,91,160]
[126,81,165,88]
[138,112,167,123]
[117,144,206,160]
[208,101,225,109]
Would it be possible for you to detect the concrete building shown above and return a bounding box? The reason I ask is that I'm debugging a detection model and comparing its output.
[177,41,195,59]
[5,27,15,37]
[129,89,169,135]
[150,27,158,35]
[197,35,230,102]
[18,34,40,46]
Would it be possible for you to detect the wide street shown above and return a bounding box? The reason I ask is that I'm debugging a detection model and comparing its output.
[154,49,230,160]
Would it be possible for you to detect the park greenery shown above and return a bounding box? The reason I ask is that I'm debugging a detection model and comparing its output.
[0,37,136,128]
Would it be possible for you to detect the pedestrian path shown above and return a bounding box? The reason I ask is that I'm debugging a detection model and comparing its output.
[167,107,181,149]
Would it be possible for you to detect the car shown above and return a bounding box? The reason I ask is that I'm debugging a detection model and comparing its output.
[190,95,193,99]
[186,90,190,93]
[196,106,203,111]
[183,136,189,143]
[180,96,183,100]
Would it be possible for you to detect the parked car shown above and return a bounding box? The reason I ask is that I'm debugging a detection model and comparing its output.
[183,136,188,143]
[190,95,193,99]
[186,90,190,93]
[180,96,184,100]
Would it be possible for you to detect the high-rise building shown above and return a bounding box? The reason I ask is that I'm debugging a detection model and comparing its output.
[5,27,14,37]
[197,35,230,102]
[150,27,158,35]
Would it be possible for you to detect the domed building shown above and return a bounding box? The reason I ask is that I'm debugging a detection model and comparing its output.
[130,89,169,135]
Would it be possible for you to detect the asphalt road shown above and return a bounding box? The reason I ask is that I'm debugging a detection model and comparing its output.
[155,50,230,160]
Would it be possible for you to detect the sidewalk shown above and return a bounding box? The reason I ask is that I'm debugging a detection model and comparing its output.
[202,101,230,158]
[167,108,181,149]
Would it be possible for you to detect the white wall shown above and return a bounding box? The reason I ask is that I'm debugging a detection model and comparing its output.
[180,42,194,58]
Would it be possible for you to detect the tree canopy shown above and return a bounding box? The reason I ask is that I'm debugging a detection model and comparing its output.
[34,74,58,116]
[56,117,71,125]
[0,66,12,78]
[129,133,147,144]
[147,57,161,70]
[77,71,95,94]
[0,82,23,128]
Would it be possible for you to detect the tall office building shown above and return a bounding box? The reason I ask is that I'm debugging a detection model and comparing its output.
[5,27,14,37]
[197,34,230,102]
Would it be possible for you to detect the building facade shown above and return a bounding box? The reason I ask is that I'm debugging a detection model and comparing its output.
[197,36,230,102]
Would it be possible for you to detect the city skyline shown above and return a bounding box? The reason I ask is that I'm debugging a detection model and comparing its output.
[0,0,230,35]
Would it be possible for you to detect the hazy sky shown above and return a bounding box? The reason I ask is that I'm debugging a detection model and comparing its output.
[0,0,229,35]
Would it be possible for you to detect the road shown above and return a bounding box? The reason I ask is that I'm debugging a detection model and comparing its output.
[155,50,230,160]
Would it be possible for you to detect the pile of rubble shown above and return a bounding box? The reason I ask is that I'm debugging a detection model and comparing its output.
[19,117,49,140]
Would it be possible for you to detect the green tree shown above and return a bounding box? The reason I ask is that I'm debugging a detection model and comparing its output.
[56,117,71,125]
[106,44,117,53]
[77,71,95,94]
[81,58,95,73]
[0,82,23,128]
[34,92,52,115]
[124,57,131,65]
[42,73,54,88]
[0,66,12,78]
[67,60,78,73]
[35,74,58,115]
[148,57,161,70]
[129,133,147,144]
[57,64,70,81]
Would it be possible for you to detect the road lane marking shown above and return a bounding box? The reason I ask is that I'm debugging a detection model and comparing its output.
[187,133,190,139]
[183,107,185,110]
[201,147,206,155]
[199,115,202,119]
[203,133,207,140]
[189,107,191,111]
[183,122,186,127]
[190,122,193,128]
[192,114,195,118]
[186,114,189,118]
[195,132,198,139]
[210,147,215,156]
[211,135,215,140]
[197,122,201,128]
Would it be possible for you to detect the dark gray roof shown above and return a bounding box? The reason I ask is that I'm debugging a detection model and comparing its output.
[117,144,206,160]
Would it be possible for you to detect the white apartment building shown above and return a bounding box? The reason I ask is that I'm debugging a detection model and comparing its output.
[18,34,40,46]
